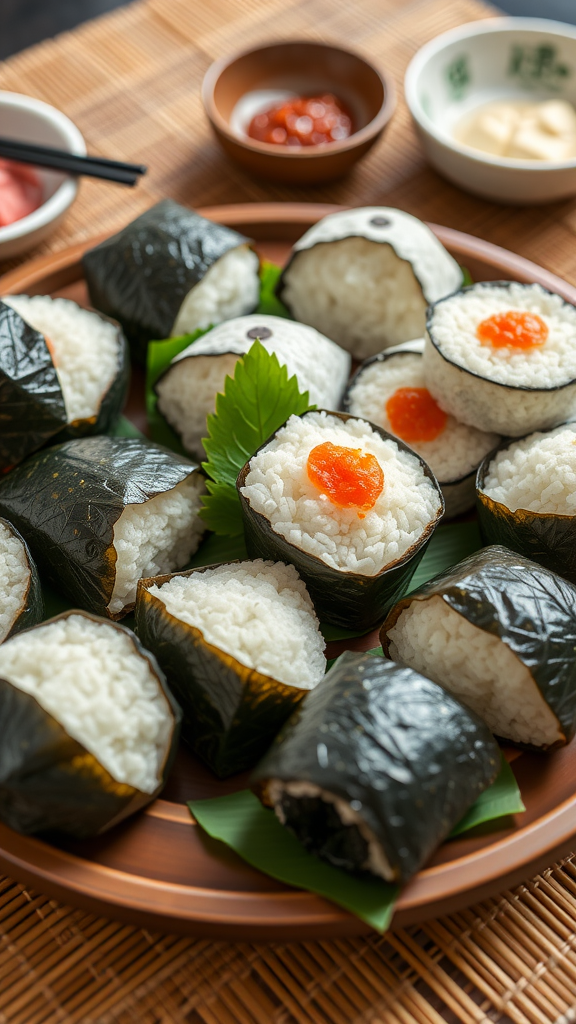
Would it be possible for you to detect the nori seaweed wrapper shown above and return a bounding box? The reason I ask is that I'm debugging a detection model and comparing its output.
[0,300,67,472]
[251,651,499,884]
[237,411,444,632]
[0,610,181,838]
[0,435,202,619]
[476,439,576,584]
[380,545,576,748]
[82,199,256,364]
[0,518,43,641]
[135,563,316,778]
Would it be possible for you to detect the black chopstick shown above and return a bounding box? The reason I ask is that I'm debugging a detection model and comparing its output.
[0,137,147,186]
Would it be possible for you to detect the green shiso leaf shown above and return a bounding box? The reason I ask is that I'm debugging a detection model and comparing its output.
[108,415,145,440]
[320,623,370,641]
[449,754,525,837]
[257,260,291,318]
[189,790,399,933]
[188,753,523,930]
[408,521,482,593]
[460,265,473,287]
[187,531,249,569]
[200,340,314,535]
[198,480,245,538]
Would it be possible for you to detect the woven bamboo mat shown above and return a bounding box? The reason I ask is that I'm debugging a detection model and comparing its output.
[2,0,576,1020]
[4,858,576,1023]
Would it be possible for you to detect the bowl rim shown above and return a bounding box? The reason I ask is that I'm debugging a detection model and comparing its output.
[404,16,576,172]
[202,38,396,159]
[0,91,86,244]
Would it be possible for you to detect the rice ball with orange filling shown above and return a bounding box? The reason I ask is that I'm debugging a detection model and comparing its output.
[344,340,499,517]
[237,410,444,632]
[423,282,576,437]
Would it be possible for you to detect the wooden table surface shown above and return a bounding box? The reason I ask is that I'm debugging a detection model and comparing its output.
[2,1,576,1022]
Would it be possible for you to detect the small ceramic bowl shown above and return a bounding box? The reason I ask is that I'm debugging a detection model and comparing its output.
[0,92,86,260]
[202,40,395,184]
[405,18,576,204]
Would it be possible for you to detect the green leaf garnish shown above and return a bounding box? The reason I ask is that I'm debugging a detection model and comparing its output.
[198,480,245,537]
[108,414,145,440]
[449,754,525,837]
[189,790,399,933]
[257,260,291,318]
[321,623,370,642]
[200,339,314,535]
[188,753,523,930]
[409,521,482,592]
[187,531,249,569]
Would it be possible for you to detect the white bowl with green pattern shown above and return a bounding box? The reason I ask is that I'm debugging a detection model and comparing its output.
[405,18,576,204]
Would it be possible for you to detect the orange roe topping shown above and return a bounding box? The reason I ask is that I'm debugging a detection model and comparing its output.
[476,310,548,350]
[306,442,384,518]
[386,387,448,443]
[247,94,353,147]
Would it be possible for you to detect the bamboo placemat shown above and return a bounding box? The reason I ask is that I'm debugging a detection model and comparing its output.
[2,0,576,1020]
[4,858,576,1023]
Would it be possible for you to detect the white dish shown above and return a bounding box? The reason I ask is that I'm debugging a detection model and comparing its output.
[0,92,85,260]
[404,18,576,204]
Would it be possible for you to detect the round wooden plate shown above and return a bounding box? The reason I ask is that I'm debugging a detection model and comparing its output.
[1,203,576,940]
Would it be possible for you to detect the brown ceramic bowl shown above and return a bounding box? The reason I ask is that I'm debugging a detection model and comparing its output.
[202,40,395,184]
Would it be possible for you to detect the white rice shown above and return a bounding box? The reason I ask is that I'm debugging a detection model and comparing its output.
[387,595,562,748]
[149,559,325,689]
[483,422,576,514]
[280,207,463,359]
[424,283,576,436]
[4,295,120,424]
[108,474,206,616]
[240,411,442,576]
[346,346,499,485]
[156,314,351,459]
[267,778,394,881]
[171,244,260,337]
[0,521,29,644]
[0,614,174,792]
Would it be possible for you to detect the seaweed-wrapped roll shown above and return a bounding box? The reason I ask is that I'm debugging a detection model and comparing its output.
[0,300,67,472]
[3,294,129,440]
[277,207,463,359]
[0,610,180,837]
[381,546,576,750]
[477,423,576,582]
[136,559,326,777]
[251,652,499,883]
[344,340,499,517]
[0,436,206,619]
[155,314,351,460]
[238,410,444,631]
[82,200,260,364]
[0,518,43,643]
[424,282,576,436]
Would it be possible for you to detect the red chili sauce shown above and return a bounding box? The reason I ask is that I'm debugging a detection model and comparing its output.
[0,159,43,227]
[247,94,354,147]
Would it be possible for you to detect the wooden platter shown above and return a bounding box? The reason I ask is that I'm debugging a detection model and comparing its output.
[1,203,576,940]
